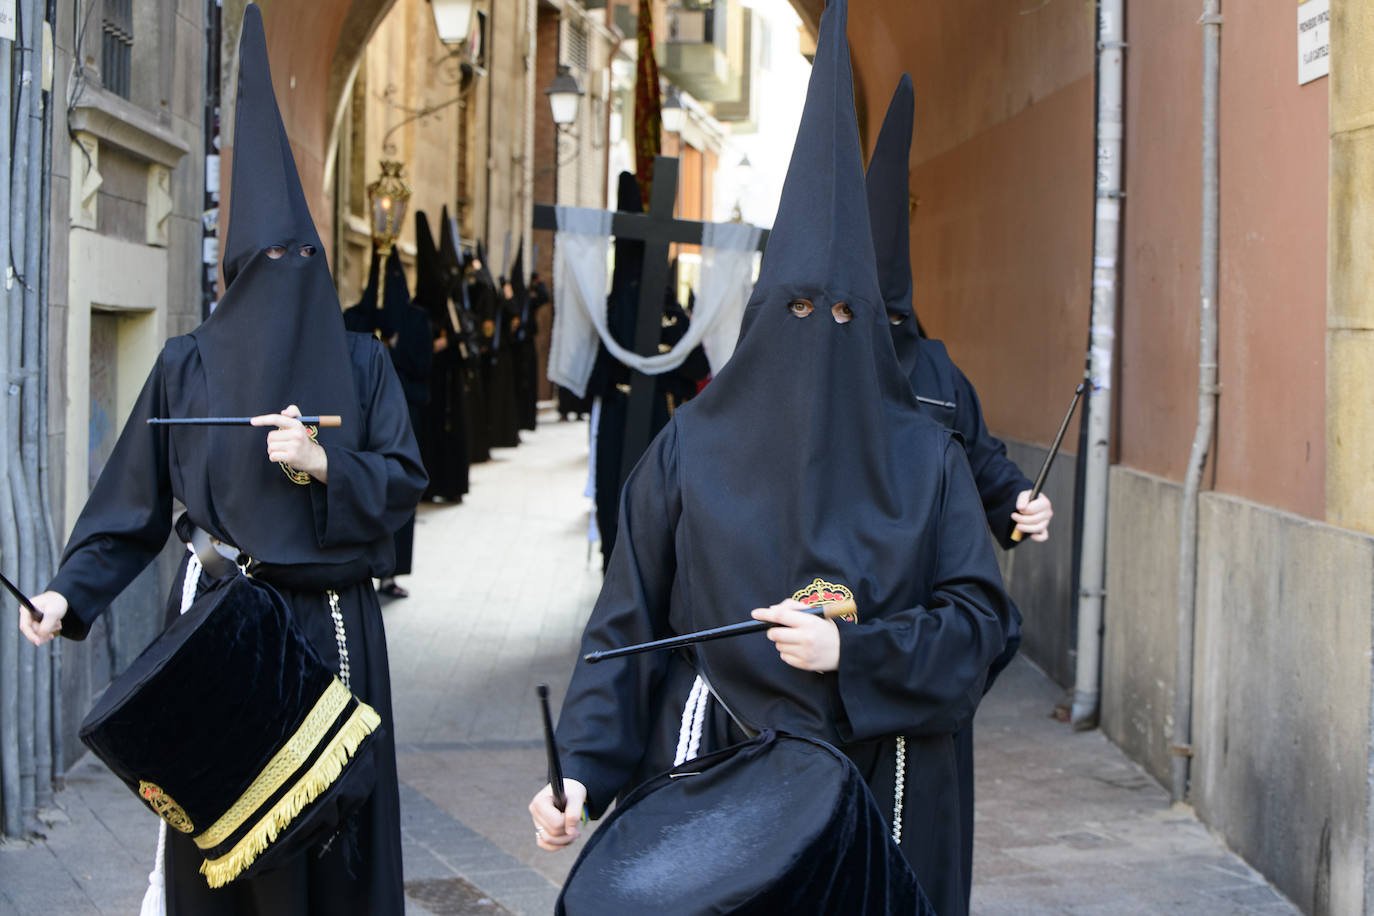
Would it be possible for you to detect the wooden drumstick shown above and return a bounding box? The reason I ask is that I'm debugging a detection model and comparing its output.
[147,415,343,427]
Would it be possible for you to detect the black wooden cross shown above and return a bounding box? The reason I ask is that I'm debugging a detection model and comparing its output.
[533,155,769,488]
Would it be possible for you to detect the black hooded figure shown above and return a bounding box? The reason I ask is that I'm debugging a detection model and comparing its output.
[436,207,491,465]
[588,172,648,570]
[469,241,522,449]
[36,6,424,913]
[867,75,1034,551]
[540,2,1014,913]
[347,249,432,588]
[866,72,1032,912]
[414,211,471,501]
[508,244,541,432]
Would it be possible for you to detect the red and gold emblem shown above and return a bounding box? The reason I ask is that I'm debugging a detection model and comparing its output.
[139,780,194,833]
[792,578,857,623]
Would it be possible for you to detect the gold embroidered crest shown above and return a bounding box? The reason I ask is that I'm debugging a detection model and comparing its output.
[139,780,195,833]
[792,578,857,623]
[279,424,319,485]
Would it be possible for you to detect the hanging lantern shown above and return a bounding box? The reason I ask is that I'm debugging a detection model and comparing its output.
[366,160,412,256]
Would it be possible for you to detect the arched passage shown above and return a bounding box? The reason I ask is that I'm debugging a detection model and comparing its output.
[219,0,398,266]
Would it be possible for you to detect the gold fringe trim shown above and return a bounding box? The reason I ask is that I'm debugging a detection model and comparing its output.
[198,702,381,888]
[196,679,353,850]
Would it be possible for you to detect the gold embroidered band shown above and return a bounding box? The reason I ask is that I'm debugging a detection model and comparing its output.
[194,678,353,851]
[198,701,381,888]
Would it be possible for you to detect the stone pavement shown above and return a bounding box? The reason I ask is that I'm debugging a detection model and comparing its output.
[0,408,1298,915]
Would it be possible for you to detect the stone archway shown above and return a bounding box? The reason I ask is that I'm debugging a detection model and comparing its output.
[219,0,398,265]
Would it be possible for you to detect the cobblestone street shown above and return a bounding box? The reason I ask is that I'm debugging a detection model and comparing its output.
[0,408,1298,914]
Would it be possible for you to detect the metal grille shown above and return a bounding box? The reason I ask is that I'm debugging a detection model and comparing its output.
[404,877,515,915]
[102,0,133,99]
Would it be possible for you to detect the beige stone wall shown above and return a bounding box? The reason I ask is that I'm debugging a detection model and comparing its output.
[1328,1,1374,533]
[1102,466,1373,915]
[50,0,208,765]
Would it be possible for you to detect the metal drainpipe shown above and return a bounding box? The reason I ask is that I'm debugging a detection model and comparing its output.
[0,29,20,840]
[39,0,61,793]
[21,0,53,812]
[10,0,39,833]
[1171,0,1221,805]
[1071,0,1126,730]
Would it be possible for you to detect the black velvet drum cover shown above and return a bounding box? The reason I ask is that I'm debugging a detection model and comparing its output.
[79,573,381,887]
[557,730,934,915]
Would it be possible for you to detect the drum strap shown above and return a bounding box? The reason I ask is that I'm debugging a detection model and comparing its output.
[186,525,241,580]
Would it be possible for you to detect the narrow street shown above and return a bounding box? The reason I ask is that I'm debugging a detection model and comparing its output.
[0,408,1297,915]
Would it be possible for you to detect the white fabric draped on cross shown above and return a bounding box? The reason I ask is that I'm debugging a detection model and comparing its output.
[547,206,762,399]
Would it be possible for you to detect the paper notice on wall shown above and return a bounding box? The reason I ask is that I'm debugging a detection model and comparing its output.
[0,0,16,42]
[1298,0,1330,86]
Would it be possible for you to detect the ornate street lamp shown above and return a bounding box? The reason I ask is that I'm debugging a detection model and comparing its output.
[545,65,584,129]
[366,160,412,256]
[429,0,475,44]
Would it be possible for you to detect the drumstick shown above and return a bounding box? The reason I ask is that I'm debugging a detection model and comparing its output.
[0,568,43,623]
[536,684,567,812]
[147,416,343,427]
[1010,383,1085,543]
[584,600,858,664]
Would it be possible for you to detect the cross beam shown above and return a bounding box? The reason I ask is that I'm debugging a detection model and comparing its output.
[534,156,768,489]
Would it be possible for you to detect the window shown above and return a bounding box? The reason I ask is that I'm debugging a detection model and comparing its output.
[102,0,133,99]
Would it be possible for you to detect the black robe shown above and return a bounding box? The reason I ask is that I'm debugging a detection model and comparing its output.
[592,294,708,570]
[457,286,491,465]
[48,333,427,915]
[556,420,1010,916]
[512,303,540,432]
[469,274,520,450]
[910,336,1031,909]
[344,259,432,577]
[414,213,471,502]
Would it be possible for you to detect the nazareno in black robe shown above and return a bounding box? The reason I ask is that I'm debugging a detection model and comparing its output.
[436,210,491,465]
[553,4,1014,913]
[345,250,432,577]
[414,211,471,501]
[508,244,540,432]
[469,246,521,450]
[868,72,1034,912]
[46,6,426,913]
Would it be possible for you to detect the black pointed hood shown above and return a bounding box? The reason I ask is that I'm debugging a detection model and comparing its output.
[436,205,466,300]
[866,74,921,379]
[669,0,948,745]
[414,211,449,326]
[185,3,364,564]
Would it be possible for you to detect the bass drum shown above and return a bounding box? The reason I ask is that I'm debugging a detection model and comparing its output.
[558,730,934,915]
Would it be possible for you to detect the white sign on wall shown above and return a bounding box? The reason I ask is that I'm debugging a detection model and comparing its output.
[0,0,15,43]
[1298,0,1330,86]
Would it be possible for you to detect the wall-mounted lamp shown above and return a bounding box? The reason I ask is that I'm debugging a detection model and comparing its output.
[366,160,412,256]
[661,84,685,134]
[430,0,475,44]
[545,64,584,130]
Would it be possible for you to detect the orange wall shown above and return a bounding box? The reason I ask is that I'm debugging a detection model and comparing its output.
[848,0,1095,443]
[847,0,1329,519]
[1118,2,1328,516]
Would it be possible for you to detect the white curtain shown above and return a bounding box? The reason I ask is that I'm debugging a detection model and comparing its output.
[697,221,762,374]
[547,206,762,398]
[548,207,614,399]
